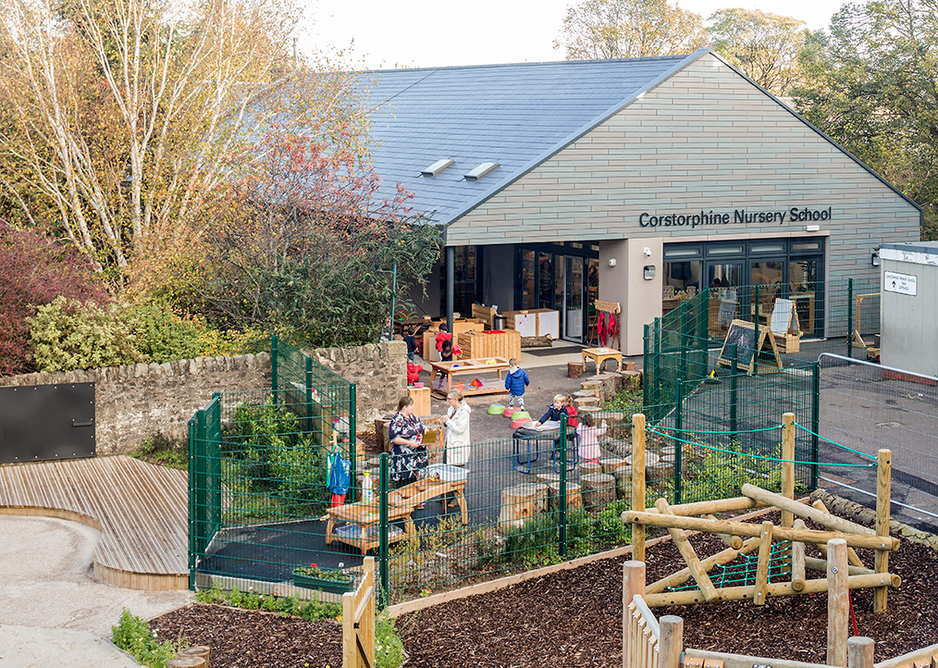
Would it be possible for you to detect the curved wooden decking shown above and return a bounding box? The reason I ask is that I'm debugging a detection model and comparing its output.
[0,455,188,590]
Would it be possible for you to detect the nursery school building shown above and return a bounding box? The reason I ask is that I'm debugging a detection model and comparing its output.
[362,49,921,355]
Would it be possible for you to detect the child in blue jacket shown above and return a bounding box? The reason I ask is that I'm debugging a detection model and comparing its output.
[504,358,530,409]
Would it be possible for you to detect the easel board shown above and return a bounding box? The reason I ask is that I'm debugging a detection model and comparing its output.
[770,299,800,335]
[717,319,783,373]
[717,319,757,370]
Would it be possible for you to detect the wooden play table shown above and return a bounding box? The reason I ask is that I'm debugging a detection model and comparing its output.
[429,356,510,398]
[582,347,623,373]
[324,477,468,554]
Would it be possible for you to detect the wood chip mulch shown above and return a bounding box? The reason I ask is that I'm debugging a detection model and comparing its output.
[153,514,938,668]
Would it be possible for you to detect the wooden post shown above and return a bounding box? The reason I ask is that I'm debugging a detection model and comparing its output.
[658,616,683,668]
[781,412,795,528]
[811,499,865,567]
[656,499,718,601]
[753,521,774,606]
[177,646,211,668]
[623,561,646,668]
[847,636,875,668]
[631,414,646,561]
[827,539,849,668]
[874,449,892,614]
[705,514,743,550]
[791,519,806,592]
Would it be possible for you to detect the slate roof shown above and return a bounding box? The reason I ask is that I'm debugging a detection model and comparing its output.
[362,53,698,228]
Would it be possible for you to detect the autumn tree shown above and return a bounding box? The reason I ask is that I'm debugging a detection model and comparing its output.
[0,221,107,375]
[555,0,709,59]
[0,0,367,284]
[707,8,807,96]
[181,117,442,348]
[793,0,938,239]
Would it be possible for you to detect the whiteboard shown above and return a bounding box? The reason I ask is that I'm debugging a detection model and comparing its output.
[770,299,794,334]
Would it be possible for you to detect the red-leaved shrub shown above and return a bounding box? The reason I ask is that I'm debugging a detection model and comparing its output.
[0,222,107,376]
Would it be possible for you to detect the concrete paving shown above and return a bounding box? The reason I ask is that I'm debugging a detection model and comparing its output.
[0,515,191,668]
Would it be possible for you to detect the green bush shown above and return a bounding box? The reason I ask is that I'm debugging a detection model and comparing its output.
[223,397,328,517]
[123,302,201,363]
[194,586,340,621]
[28,296,141,371]
[111,608,179,668]
[375,611,407,668]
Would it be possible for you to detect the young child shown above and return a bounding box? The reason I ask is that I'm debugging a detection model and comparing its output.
[403,326,418,362]
[434,325,452,359]
[504,358,530,409]
[563,395,579,429]
[576,412,608,463]
[535,393,568,428]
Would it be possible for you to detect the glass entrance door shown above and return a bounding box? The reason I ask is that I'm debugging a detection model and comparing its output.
[789,258,819,336]
[706,262,744,338]
[564,256,584,342]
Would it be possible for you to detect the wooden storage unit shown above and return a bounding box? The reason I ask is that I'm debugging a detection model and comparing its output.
[457,329,521,361]
[421,318,485,362]
[503,309,560,339]
[408,386,431,417]
[773,333,802,354]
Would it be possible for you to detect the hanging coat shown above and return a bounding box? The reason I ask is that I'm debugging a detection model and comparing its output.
[328,446,351,496]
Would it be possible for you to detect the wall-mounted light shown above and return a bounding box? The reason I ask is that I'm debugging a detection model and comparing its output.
[643,247,652,257]
[643,265,656,280]
[871,248,881,267]
[805,224,820,232]
[608,258,617,267]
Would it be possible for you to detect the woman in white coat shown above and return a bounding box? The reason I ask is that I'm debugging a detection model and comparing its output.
[441,389,471,467]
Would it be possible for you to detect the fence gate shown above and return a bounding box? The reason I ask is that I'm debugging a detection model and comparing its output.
[343,556,376,668]
[0,383,95,463]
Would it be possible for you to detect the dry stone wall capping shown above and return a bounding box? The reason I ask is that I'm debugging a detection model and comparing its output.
[0,341,407,456]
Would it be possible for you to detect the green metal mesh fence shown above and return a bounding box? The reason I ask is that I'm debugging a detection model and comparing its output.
[188,340,357,595]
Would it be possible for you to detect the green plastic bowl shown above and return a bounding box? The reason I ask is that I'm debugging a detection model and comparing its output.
[487,403,506,415]
[511,411,530,421]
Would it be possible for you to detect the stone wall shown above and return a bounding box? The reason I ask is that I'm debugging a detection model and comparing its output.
[0,341,407,456]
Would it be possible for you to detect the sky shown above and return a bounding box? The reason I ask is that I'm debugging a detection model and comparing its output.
[303,0,852,70]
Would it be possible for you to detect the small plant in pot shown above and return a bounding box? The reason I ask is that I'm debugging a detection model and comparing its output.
[293,562,355,594]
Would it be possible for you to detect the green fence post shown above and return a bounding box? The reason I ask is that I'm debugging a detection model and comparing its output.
[305,357,313,436]
[271,335,279,404]
[378,452,389,608]
[753,284,760,377]
[348,383,358,503]
[811,362,820,490]
[680,302,688,381]
[730,345,738,436]
[559,413,568,558]
[675,381,683,505]
[187,417,196,590]
[847,278,854,359]
[643,324,650,412]
[653,323,661,421]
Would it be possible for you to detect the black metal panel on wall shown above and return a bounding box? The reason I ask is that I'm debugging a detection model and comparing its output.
[0,383,95,463]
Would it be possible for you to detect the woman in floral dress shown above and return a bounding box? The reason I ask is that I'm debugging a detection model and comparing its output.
[388,395,428,485]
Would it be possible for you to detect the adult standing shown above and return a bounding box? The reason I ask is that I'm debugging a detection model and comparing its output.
[441,389,472,467]
[388,396,428,485]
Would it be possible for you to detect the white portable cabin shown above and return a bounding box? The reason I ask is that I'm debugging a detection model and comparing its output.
[879,241,938,376]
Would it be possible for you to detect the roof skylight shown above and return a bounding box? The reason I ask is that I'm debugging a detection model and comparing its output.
[464,162,499,181]
[421,158,455,177]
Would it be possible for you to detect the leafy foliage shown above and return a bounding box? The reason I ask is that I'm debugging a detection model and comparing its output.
[194,586,341,621]
[222,397,328,518]
[707,8,808,96]
[555,0,708,59]
[0,222,106,376]
[26,296,209,372]
[793,0,938,240]
[111,608,180,668]
[130,433,188,471]
[375,610,407,668]
[184,126,441,347]
[27,296,142,372]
